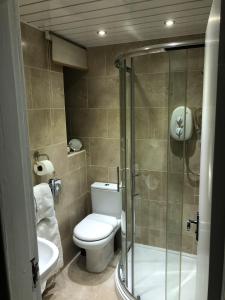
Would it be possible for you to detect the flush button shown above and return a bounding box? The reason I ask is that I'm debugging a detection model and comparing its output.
[105,183,109,186]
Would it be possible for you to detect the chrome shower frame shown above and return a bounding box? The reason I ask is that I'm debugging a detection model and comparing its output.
[115,38,204,300]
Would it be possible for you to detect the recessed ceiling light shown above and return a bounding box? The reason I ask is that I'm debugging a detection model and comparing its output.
[164,19,175,27]
[144,47,150,50]
[97,30,107,37]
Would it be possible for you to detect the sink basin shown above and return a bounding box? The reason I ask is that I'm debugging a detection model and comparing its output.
[37,237,59,282]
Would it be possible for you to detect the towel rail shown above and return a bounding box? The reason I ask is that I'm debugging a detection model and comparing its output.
[48,178,62,200]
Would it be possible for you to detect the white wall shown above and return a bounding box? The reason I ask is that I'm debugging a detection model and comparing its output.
[196,0,221,299]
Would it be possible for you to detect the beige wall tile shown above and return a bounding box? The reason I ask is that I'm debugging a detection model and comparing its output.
[108,109,120,138]
[135,199,166,230]
[68,193,90,233]
[108,167,118,183]
[65,74,88,108]
[50,71,65,108]
[182,235,195,254]
[169,71,187,110]
[30,68,50,109]
[24,67,32,108]
[167,202,182,234]
[148,201,167,230]
[183,173,198,204]
[90,138,120,167]
[146,228,166,248]
[28,109,52,149]
[168,140,185,174]
[51,142,69,177]
[185,140,201,174]
[51,109,67,144]
[55,205,71,239]
[87,166,108,186]
[21,22,48,69]
[135,73,168,108]
[135,171,151,200]
[168,173,184,203]
[148,171,167,202]
[134,52,169,74]
[167,232,182,251]
[87,47,106,76]
[188,47,204,71]
[79,138,91,165]
[61,171,82,205]
[149,108,168,139]
[79,167,88,195]
[136,226,166,248]
[105,44,128,76]
[71,108,108,138]
[135,108,149,139]
[187,71,203,107]
[136,139,167,171]
[68,150,86,172]
[169,49,187,72]
[88,77,119,109]
[61,236,76,265]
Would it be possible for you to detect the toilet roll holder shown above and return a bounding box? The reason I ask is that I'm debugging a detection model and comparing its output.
[33,151,62,200]
[34,151,50,162]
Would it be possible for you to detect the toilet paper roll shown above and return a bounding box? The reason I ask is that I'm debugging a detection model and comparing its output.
[34,160,54,176]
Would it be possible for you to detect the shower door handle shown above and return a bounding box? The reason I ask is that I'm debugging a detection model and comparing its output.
[187,212,199,241]
[117,166,120,192]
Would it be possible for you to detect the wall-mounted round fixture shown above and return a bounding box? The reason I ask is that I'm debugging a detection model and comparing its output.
[164,19,175,27]
[97,30,107,37]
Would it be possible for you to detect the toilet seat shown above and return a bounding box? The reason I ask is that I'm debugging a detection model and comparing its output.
[74,213,118,242]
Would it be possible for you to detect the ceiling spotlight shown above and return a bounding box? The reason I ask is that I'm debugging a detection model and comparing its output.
[97,30,107,37]
[164,19,175,27]
[144,47,150,50]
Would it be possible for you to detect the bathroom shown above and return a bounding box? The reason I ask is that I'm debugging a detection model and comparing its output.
[1,0,225,299]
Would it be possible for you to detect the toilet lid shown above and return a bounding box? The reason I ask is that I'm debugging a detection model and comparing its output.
[74,213,118,242]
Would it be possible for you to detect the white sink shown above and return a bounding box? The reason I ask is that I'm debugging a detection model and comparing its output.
[37,237,59,282]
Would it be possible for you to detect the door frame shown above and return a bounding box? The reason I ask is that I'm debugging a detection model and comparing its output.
[1,0,225,299]
[0,0,41,299]
[207,0,225,299]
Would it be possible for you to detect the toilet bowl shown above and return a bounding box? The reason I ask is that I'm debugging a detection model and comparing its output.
[73,182,122,273]
[73,213,120,272]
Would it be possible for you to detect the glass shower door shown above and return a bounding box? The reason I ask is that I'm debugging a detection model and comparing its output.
[132,51,168,300]
[166,49,188,300]
[119,58,133,291]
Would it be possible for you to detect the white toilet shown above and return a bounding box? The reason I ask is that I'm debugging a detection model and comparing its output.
[73,182,122,273]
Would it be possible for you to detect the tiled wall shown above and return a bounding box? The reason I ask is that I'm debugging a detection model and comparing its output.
[21,23,90,265]
[65,41,173,185]
[64,45,123,186]
[65,38,203,254]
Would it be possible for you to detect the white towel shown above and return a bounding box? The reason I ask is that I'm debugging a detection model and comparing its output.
[33,183,64,277]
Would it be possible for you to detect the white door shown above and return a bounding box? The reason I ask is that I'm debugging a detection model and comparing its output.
[196,0,221,299]
[0,0,41,299]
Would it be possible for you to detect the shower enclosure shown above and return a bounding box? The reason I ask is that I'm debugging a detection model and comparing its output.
[115,41,204,300]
